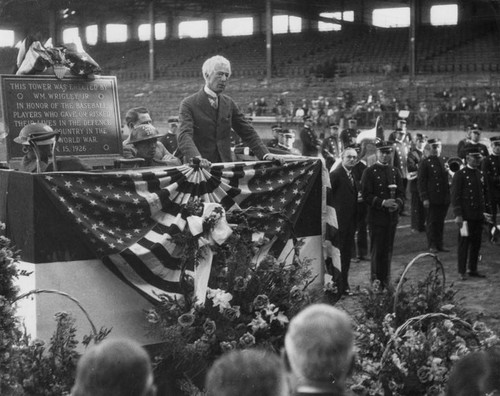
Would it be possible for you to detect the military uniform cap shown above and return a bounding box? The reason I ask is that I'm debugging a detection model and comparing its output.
[375,140,393,151]
[469,123,482,131]
[271,124,282,131]
[280,129,295,137]
[168,116,179,123]
[464,145,483,157]
[416,133,428,141]
[490,136,500,143]
[427,138,441,146]
[129,124,165,144]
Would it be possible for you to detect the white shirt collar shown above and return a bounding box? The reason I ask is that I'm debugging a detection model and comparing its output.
[204,85,218,98]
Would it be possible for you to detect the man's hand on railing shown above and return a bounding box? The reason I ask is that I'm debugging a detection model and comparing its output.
[191,156,211,169]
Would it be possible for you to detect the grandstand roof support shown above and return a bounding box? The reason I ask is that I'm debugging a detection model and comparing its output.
[148,0,156,81]
[409,0,417,83]
[265,0,272,81]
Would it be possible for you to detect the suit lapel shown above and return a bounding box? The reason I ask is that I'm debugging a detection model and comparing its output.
[341,166,356,193]
[198,89,217,118]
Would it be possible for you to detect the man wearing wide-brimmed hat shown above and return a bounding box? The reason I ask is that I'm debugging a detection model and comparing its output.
[361,140,404,288]
[123,124,181,167]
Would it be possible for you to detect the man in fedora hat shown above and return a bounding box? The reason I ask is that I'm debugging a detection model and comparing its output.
[418,138,451,254]
[123,124,181,167]
[361,140,404,288]
[451,145,488,280]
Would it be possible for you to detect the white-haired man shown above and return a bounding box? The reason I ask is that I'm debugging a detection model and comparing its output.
[284,304,355,396]
[178,55,283,167]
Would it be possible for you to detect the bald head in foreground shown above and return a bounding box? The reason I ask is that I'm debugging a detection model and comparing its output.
[71,338,156,396]
[284,304,355,395]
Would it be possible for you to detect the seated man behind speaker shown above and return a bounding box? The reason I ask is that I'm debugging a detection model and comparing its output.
[14,123,91,172]
[122,124,181,167]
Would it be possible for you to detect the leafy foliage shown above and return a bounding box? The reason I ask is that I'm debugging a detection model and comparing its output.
[144,202,331,394]
[351,270,499,396]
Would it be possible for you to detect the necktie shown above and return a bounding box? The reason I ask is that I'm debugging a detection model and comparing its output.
[347,171,354,186]
[209,96,218,109]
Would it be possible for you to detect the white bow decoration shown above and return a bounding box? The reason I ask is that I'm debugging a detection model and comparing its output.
[186,203,233,304]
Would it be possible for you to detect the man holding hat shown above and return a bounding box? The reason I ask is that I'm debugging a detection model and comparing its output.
[407,133,428,233]
[451,145,488,280]
[457,123,489,160]
[361,140,404,288]
[300,115,321,156]
[482,136,500,225]
[418,138,451,253]
[123,124,181,167]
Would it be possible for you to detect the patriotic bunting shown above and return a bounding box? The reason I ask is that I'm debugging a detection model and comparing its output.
[38,159,340,301]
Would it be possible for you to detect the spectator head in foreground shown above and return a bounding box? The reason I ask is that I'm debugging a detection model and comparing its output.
[446,346,500,396]
[284,304,355,394]
[205,349,288,396]
[71,338,156,396]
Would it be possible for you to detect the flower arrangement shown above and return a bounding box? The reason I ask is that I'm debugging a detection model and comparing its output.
[144,200,330,394]
[351,265,499,396]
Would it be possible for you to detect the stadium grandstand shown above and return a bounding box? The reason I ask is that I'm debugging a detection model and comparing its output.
[0,0,499,131]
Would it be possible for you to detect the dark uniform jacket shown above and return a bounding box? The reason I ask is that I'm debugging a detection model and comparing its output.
[407,148,424,193]
[457,141,489,160]
[417,156,450,205]
[321,136,340,169]
[300,126,321,156]
[392,140,409,179]
[178,89,269,163]
[482,154,500,204]
[451,166,487,220]
[361,162,405,226]
[339,128,358,149]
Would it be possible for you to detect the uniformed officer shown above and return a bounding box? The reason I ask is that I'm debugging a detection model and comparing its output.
[339,117,359,151]
[457,123,489,160]
[451,145,488,280]
[300,115,321,156]
[392,128,410,215]
[276,129,300,155]
[482,136,500,224]
[321,123,340,170]
[351,143,368,261]
[159,116,180,155]
[266,124,282,150]
[417,138,450,253]
[407,133,427,233]
[361,140,405,288]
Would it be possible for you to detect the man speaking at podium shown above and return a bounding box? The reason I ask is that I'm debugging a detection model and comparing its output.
[178,55,284,168]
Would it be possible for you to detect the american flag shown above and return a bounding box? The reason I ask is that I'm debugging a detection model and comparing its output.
[39,159,340,301]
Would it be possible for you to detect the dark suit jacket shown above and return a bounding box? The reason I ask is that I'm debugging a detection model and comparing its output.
[330,165,357,231]
[178,89,269,163]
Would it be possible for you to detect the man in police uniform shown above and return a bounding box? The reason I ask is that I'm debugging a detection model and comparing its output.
[407,133,427,233]
[392,128,410,215]
[266,124,282,150]
[457,123,489,160]
[299,115,321,156]
[482,136,500,225]
[361,140,404,288]
[451,146,488,280]
[418,138,450,253]
[159,116,179,155]
[339,117,359,151]
[321,123,340,170]
[275,129,300,155]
